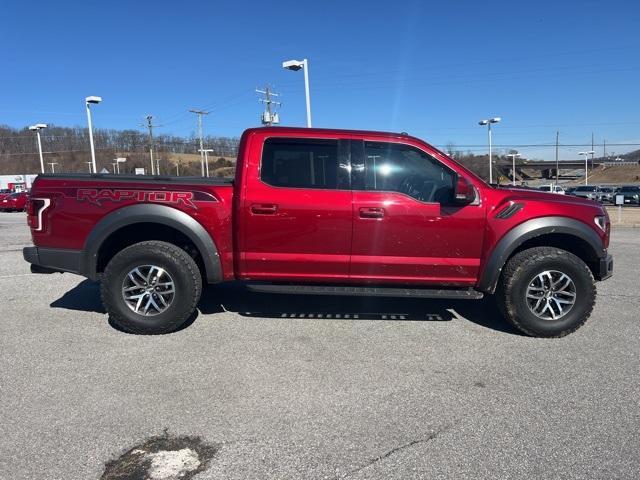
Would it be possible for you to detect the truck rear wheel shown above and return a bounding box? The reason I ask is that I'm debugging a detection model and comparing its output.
[497,246,596,338]
[101,240,202,334]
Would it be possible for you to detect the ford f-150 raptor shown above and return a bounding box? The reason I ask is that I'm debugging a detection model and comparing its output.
[23,127,613,337]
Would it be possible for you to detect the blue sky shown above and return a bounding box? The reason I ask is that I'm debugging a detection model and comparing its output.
[2,0,639,160]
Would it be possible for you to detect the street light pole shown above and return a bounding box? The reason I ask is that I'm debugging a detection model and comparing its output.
[116,157,126,174]
[507,153,521,186]
[302,59,311,128]
[48,162,58,173]
[578,151,595,185]
[283,58,312,127]
[36,129,45,173]
[85,96,102,174]
[199,149,213,177]
[29,124,47,173]
[478,117,501,184]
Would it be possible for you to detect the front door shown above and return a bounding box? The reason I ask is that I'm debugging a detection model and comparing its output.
[240,136,353,282]
[350,139,485,285]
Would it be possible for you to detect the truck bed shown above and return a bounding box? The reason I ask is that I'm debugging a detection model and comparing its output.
[26,172,236,281]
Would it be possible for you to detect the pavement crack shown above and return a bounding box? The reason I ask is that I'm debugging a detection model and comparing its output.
[339,427,447,479]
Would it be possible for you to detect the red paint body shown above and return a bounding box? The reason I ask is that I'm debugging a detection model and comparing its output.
[0,191,28,211]
[26,127,610,287]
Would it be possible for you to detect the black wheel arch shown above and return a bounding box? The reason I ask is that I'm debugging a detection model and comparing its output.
[478,216,605,294]
[80,204,223,283]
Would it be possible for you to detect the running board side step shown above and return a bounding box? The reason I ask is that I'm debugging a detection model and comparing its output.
[246,284,483,300]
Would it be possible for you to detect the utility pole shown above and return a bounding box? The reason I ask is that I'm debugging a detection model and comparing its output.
[591,132,595,172]
[555,130,559,186]
[189,109,209,176]
[143,115,160,175]
[256,86,281,125]
[603,139,607,159]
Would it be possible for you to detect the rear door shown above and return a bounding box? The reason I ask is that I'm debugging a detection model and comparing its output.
[350,139,485,285]
[239,136,353,281]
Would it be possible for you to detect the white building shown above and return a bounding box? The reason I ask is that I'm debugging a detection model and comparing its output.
[0,174,39,191]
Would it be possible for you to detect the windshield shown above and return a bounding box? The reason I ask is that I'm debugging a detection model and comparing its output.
[539,186,551,191]
[620,186,640,193]
[575,186,596,192]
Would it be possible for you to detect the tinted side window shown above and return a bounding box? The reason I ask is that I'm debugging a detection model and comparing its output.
[363,142,454,203]
[261,138,339,189]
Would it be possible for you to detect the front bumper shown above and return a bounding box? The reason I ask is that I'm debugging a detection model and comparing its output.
[23,246,83,275]
[597,254,613,281]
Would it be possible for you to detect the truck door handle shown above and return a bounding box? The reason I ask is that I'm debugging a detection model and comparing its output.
[251,203,278,215]
[359,207,385,219]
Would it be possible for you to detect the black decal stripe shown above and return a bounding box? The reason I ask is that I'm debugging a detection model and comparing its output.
[495,202,523,219]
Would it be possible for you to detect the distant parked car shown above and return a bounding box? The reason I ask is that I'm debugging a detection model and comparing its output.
[538,184,566,194]
[571,185,600,201]
[597,187,616,204]
[565,186,577,195]
[616,185,640,206]
[0,191,28,212]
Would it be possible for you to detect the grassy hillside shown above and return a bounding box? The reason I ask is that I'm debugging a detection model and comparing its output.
[580,165,640,185]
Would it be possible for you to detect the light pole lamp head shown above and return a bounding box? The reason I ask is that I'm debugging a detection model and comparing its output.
[85,96,102,104]
[29,124,48,131]
[479,117,501,126]
[116,157,127,163]
[282,59,304,71]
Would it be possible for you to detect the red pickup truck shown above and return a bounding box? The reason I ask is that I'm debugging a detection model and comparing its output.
[23,127,612,337]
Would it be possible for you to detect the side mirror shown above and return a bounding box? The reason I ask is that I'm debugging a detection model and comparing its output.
[453,176,476,205]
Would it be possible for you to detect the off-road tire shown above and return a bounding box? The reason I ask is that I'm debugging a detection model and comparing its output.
[101,240,202,334]
[497,246,596,338]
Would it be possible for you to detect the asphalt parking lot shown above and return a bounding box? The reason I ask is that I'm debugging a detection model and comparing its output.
[1,211,639,479]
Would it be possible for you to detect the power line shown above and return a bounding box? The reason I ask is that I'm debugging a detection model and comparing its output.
[4,142,638,158]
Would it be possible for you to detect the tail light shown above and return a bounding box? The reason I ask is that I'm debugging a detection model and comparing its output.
[27,198,51,232]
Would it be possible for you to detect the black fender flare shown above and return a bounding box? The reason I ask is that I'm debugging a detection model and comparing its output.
[478,216,605,294]
[80,203,223,283]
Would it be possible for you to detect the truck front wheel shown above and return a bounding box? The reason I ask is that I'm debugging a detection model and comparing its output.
[101,240,202,334]
[497,246,596,338]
